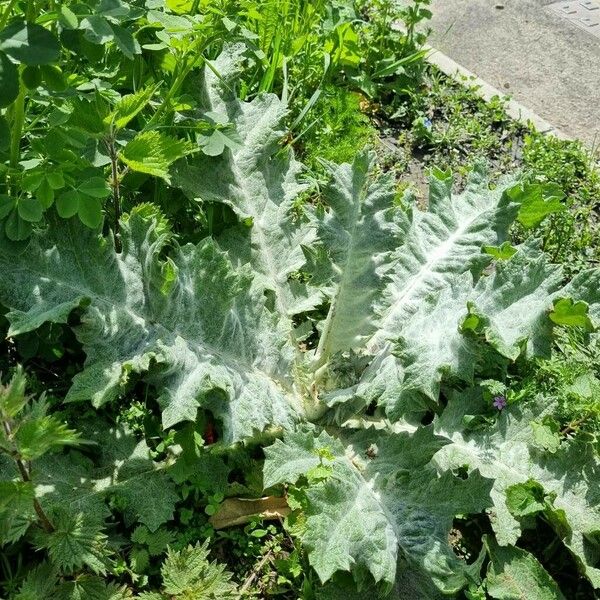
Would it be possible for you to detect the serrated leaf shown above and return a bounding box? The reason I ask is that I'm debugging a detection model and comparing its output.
[105,86,157,130]
[264,426,346,488]
[120,131,193,182]
[1,420,178,533]
[15,407,81,460]
[34,510,110,574]
[0,207,300,442]
[0,365,29,417]
[131,525,174,556]
[14,562,58,600]
[0,480,36,544]
[54,576,131,600]
[265,426,491,592]
[173,44,318,327]
[160,541,238,598]
[434,390,600,587]
[312,151,406,364]
[324,166,520,422]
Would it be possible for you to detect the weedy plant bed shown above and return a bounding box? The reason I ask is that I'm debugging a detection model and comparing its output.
[0,1,599,599]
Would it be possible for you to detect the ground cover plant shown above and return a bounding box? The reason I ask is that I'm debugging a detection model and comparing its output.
[1,0,600,598]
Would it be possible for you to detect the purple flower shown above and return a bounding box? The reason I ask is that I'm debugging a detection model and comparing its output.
[423,118,432,130]
[493,395,507,410]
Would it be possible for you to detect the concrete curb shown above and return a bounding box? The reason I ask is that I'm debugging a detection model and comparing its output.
[424,44,572,141]
[391,20,573,141]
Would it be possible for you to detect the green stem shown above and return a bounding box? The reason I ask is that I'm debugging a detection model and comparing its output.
[26,0,35,21]
[2,420,54,533]
[146,56,198,129]
[9,84,26,194]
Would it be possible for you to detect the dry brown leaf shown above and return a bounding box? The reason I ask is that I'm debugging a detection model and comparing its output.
[209,495,290,529]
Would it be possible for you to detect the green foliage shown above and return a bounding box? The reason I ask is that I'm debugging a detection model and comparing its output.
[300,86,377,173]
[136,541,238,600]
[1,2,599,599]
[521,132,600,273]
[483,537,565,600]
[33,511,111,575]
[349,0,431,100]
[2,75,599,594]
[119,132,195,182]
[0,377,178,582]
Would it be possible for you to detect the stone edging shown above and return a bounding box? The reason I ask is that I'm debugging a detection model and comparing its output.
[424,44,572,140]
[391,20,572,141]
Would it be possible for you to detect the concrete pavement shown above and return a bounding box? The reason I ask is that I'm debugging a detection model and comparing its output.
[426,0,600,146]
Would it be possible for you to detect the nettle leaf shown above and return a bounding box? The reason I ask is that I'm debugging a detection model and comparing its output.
[0,480,36,544]
[160,541,238,598]
[54,577,131,600]
[120,131,194,182]
[265,426,491,593]
[14,562,59,600]
[434,390,600,587]
[0,206,300,442]
[1,420,177,532]
[14,400,81,461]
[33,510,111,574]
[173,44,318,324]
[105,85,157,130]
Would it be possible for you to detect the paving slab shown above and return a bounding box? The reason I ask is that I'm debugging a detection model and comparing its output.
[426,0,600,146]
